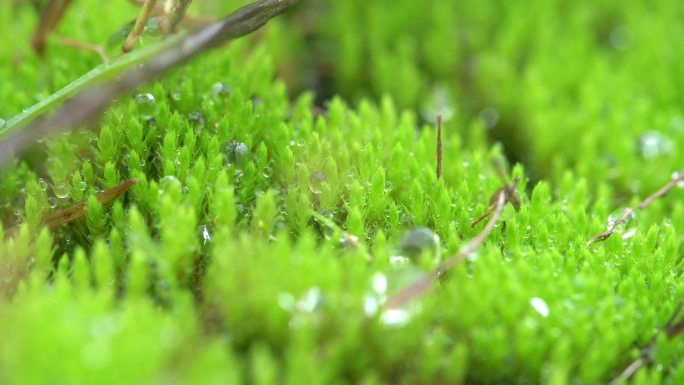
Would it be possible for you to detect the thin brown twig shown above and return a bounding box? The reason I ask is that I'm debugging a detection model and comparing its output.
[587,168,684,245]
[31,0,73,56]
[607,297,684,385]
[386,176,520,309]
[3,179,138,238]
[0,0,299,168]
[54,36,109,64]
[436,114,443,179]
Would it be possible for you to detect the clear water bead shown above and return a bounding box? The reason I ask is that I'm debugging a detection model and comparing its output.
[308,171,327,195]
[636,131,673,159]
[134,93,156,120]
[222,140,250,166]
[399,227,441,262]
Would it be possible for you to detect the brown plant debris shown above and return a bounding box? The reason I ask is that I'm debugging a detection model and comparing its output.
[385,174,521,309]
[588,168,684,245]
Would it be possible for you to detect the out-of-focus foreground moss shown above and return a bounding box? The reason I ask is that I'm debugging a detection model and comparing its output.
[1,1,684,384]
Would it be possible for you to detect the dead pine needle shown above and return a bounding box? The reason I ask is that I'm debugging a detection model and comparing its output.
[42,178,138,230]
[471,175,521,227]
[386,174,520,309]
[587,168,684,245]
[608,295,684,385]
[436,114,443,179]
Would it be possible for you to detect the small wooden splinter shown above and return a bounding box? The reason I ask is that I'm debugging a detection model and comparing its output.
[42,178,138,230]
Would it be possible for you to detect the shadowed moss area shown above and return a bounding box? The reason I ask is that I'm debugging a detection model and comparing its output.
[1,1,684,384]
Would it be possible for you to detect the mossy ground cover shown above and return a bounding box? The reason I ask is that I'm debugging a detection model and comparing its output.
[1,1,684,384]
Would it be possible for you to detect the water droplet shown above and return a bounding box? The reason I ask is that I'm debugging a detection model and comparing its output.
[609,25,631,51]
[0,118,6,129]
[389,255,410,267]
[607,208,637,234]
[277,292,296,311]
[399,214,414,226]
[159,175,181,194]
[170,91,182,102]
[222,140,249,165]
[211,82,231,97]
[339,233,359,249]
[47,197,57,209]
[78,181,88,191]
[262,166,273,178]
[251,96,263,110]
[233,168,244,181]
[363,294,380,316]
[308,171,327,195]
[38,178,48,191]
[380,308,411,327]
[636,131,673,159]
[420,86,454,123]
[384,181,393,193]
[671,171,684,188]
[372,273,388,295]
[235,203,245,214]
[200,225,211,245]
[399,227,441,261]
[621,228,637,240]
[297,287,324,313]
[54,181,71,199]
[135,93,156,120]
[478,107,499,129]
[188,111,205,129]
[530,297,549,317]
[344,172,355,187]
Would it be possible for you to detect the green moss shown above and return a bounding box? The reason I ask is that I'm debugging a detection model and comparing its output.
[2,1,684,384]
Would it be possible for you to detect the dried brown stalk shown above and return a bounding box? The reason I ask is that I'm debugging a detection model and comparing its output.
[386,175,521,309]
[3,178,137,239]
[608,296,684,385]
[42,178,138,229]
[31,0,73,56]
[588,168,684,245]
[471,175,521,227]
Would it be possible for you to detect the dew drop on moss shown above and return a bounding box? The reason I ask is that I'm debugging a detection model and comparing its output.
[211,82,231,97]
[399,227,441,262]
[53,181,71,199]
[262,166,273,178]
[529,297,549,317]
[309,171,327,194]
[199,225,211,245]
[380,308,411,327]
[297,287,324,313]
[344,172,355,187]
[188,111,205,129]
[671,171,684,188]
[636,131,672,159]
[159,175,181,193]
[384,180,393,193]
[47,197,57,209]
[222,140,249,166]
[607,208,637,234]
[38,178,48,191]
[135,93,156,120]
[420,86,454,123]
